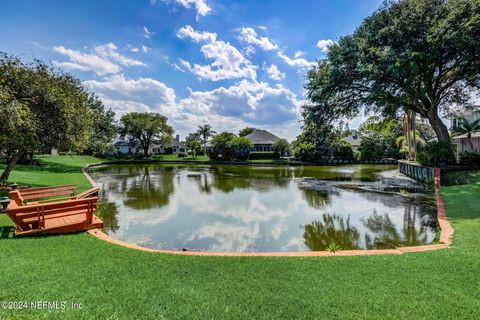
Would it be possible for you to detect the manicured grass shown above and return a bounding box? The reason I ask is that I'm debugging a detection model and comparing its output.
[0,155,102,192]
[0,157,479,319]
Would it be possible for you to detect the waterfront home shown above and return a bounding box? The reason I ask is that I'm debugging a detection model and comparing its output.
[245,129,282,152]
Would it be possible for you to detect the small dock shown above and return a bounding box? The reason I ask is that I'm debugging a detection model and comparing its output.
[1,184,103,236]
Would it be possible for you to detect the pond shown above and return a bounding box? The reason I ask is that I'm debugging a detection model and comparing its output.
[90,164,438,252]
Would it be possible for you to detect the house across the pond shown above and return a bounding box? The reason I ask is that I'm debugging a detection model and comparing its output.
[115,140,140,154]
[342,130,362,151]
[115,135,187,155]
[245,129,282,152]
[450,106,480,155]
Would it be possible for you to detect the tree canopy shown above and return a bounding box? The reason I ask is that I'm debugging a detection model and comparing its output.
[238,127,256,137]
[209,132,236,159]
[185,132,203,158]
[197,124,216,148]
[0,53,116,181]
[119,112,174,156]
[304,0,480,161]
[272,139,291,156]
[229,136,253,159]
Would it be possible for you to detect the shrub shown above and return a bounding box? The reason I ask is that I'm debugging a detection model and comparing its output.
[458,152,480,166]
[292,142,318,162]
[272,139,291,156]
[210,132,236,159]
[332,140,354,160]
[249,152,279,160]
[228,136,253,159]
[417,140,455,167]
[359,133,385,160]
[177,152,187,158]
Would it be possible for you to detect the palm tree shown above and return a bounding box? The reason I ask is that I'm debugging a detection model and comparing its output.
[453,117,480,151]
[197,124,216,149]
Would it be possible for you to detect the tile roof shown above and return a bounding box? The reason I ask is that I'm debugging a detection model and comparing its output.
[245,129,282,145]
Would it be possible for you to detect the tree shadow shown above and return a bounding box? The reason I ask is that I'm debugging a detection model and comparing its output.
[5,161,82,174]
[0,225,15,239]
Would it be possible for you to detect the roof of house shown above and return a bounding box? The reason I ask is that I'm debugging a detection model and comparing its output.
[342,134,362,147]
[245,129,282,145]
[452,131,480,140]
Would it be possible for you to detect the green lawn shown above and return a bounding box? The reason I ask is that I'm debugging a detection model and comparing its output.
[0,156,479,319]
[1,155,102,192]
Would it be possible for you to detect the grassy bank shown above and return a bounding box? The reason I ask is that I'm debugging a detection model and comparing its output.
[0,156,479,319]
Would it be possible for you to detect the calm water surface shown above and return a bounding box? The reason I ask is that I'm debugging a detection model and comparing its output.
[90,164,438,252]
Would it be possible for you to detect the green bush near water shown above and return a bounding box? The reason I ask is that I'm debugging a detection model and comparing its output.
[458,151,480,166]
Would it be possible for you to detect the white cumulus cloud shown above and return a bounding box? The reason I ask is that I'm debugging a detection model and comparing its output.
[84,74,177,116]
[52,43,145,76]
[316,39,335,53]
[94,43,146,67]
[177,25,216,43]
[177,25,257,81]
[277,51,315,69]
[161,0,211,20]
[238,27,278,51]
[264,64,285,81]
[179,80,299,125]
[53,46,120,76]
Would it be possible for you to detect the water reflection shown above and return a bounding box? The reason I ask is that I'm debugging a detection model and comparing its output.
[303,214,360,250]
[89,164,438,252]
[362,207,433,249]
[95,189,120,233]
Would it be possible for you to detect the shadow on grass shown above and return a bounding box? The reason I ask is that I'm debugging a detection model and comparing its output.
[0,162,82,174]
[0,225,15,239]
[441,184,480,220]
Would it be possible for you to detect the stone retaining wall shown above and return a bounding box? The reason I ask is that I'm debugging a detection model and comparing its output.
[398,160,435,183]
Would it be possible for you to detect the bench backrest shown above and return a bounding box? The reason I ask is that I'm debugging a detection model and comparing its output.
[18,185,77,203]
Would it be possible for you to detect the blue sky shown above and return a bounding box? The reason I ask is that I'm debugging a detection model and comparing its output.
[0,0,384,140]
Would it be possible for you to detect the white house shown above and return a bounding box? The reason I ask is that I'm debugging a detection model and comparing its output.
[450,106,480,155]
[152,135,187,154]
[115,140,142,155]
[115,135,187,155]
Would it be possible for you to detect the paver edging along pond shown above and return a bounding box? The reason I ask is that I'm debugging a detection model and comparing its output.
[83,162,453,257]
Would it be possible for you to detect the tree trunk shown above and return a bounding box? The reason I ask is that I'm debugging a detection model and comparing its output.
[0,150,25,182]
[427,114,456,163]
[467,133,474,150]
[143,144,150,156]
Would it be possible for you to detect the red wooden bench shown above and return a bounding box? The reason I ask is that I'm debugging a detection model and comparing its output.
[9,185,99,206]
[4,197,103,236]
[3,184,103,236]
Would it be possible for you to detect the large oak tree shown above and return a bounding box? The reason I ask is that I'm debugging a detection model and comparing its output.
[304,0,480,161]
[0,53,116,181]
[118,112,174,156]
